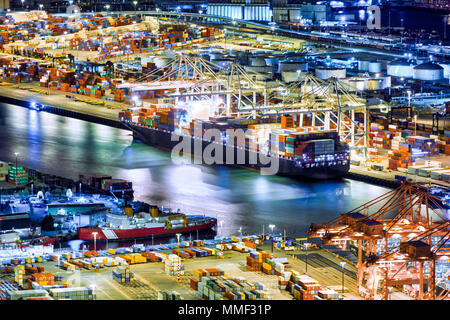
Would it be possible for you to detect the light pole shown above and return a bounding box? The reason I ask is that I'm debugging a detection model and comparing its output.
[91,285,96,300]
[79,182,82,197]
[269,224,275,253]
[224,28,227,49]
[414,115,418,136]
[176,233,182,282]
[133,1,137,11]
[219,220,224,253]
[14,152,18,182]
[427,141,432,160]
[407,89,412,119]
[340,261,346,298]
[305,242,310,273]
[39,4,43,11]
[92,232,98,251]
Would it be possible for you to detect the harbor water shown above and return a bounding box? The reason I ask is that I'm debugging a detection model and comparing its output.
[0,103,391,239]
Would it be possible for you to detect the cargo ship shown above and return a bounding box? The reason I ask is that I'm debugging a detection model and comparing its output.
[120,111,350,180]
[77,206,217,240]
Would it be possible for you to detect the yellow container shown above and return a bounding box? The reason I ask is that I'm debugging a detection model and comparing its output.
[107,249,116,255]
[262,262,271,270]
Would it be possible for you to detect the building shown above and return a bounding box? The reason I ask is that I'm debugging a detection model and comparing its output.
[409,0,449,10]
[0,212,38,238]
[0,0,9,10]
[273,3,331,24]
[207,0,273,22]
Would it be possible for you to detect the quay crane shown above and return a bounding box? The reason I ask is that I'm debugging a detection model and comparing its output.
[117,53,390,159]
[308,182,450,300]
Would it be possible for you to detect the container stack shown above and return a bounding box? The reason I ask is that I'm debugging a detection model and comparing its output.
[157,291,181,300]
[27,272,54,288]
[49,287,94,300]
[193,274,268,301]
[0,161,8,181]
[286,272,324,300]
[141,252,161,262]
[317,289,340,300]
[14,265,24,286]
[7,165,28,185]
[246,251,270,271]
[164,254,184,276]
[112,264,134,283]
[278,271,292,289]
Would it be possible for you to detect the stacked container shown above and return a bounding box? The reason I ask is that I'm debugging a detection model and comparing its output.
[7,165,28,185]
[165,254,184,276]
[0,161,8,181]
[49,287,94,300]
[194,274,268,301]
[112,264,134,283]
[14,265,24,286]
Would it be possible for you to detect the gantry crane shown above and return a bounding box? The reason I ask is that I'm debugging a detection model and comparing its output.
[117,53,391,158]
[308,182,450,300]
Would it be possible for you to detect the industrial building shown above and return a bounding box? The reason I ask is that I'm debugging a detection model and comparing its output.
[207,0,273,22]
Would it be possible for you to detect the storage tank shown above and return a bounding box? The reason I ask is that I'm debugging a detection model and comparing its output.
[368,61,382,73]
[368,78,383,90]
[414,62,444,81]
[245,56,273,73]
[282,71,304,83]
[346,77,367,92]
[279,60,308,73]
[315,67,346,80]
[438,63,450,79]
[264,55,279,67]
[387,59,416,78]
[358,60,370,72]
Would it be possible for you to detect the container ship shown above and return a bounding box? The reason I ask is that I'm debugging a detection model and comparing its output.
[77,206,217,240]
[119,110,350,180]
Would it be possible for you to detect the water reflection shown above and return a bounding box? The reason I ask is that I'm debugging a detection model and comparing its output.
[0,103,391,237]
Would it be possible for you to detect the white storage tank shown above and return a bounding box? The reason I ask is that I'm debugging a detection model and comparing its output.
[368,61,382,73]
[387,59,416,78]
[346,77,367,91]
[282,71,304,83]
[358,60,370,72]
[245,56,273,73]
[438,63,450,79]
[413,62,444,81]
[315,67,346,80]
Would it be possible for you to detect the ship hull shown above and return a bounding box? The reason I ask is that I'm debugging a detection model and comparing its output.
[127,123,350,180]
[77,219,217,241]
